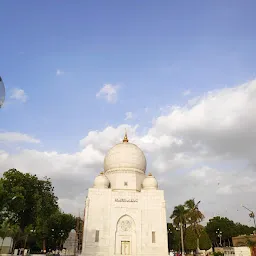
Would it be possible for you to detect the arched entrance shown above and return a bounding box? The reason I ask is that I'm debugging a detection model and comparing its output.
[115,215,136,256]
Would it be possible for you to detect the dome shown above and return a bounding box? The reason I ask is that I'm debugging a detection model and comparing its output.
[93,172,110,189]
[142,173,158,190]
[104,133,146,173]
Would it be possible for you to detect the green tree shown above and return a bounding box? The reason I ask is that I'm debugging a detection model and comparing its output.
[170,204,188,253]
[0,221,11,253]
[11,225,23,253]
[171,205,188,227]
[1,169,58,230]
[185,225,211,251]
[0,223,22,254]
[34,178,58,251]
[0,179,5,223]
[184,225,197,251]
[45,210,76,250]
[185,199,204,252]
[1,169,40,231]
[0,168,81,253]
[199,228,212,250]
[1,169,59,252]
[205,216,237,247]
[167,223,180,251]
[235,223,255,236]
[205,216,256,247]
[171,199,205,252]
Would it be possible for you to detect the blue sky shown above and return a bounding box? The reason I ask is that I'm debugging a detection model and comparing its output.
[1,1,256,222]
[1,1,256,152]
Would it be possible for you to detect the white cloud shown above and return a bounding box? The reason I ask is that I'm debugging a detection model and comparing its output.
[125,112,133,120]
[1,79,256,224]
[149,80,256,161]
[79,125,138,152]
[0,132,40,144]
[10,88,28,103]
[183,89,191,96]
[96,84,119,103]
[56,69,64,76]
[0,146,103,202]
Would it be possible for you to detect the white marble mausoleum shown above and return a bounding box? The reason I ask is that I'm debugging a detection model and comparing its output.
[82,133,168,256]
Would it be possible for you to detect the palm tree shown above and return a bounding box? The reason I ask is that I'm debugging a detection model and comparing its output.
[185,199,205,254]
[171,204,188,226]
[170,205,188,255]
[10,225,23,255]
[0,221,11,254]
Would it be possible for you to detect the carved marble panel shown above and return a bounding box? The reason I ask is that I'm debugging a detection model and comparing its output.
[120,220,132,231]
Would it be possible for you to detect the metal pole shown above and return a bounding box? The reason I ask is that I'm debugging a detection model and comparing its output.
[242,205,256,229]
[167,229,171,253]
[216,229,222,247]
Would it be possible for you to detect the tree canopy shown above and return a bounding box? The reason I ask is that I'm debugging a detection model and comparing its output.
[170,199,255,251]
[170,198,205,252]
[185,225,211,251]
[170,204,188,227]
[0,168,77,252]
[205,216,255,247]
[1,169,58,231]
[167,222,181,251]
[45,210,76,249]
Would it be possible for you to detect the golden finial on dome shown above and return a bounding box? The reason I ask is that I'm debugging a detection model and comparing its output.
[123,129,129,143]
[100,171,104,175]
[148,173,152,176]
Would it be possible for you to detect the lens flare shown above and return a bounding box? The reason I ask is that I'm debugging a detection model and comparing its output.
[0,76,5,108]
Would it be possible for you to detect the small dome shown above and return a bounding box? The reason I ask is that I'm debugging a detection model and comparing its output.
[104,133,146,173]
[142,173,158,190]
[94,172,110,189]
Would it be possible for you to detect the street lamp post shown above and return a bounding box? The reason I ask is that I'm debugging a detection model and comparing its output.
[51,229,65,251]
[59,230,65,250]
[167,228,172,253]
[216,229,222,247]
[51,228,55,251]
[81,188,89,255]
[242,205,256,229]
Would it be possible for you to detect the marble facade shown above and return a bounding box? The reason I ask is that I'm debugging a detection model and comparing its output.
[82,133,168,256]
